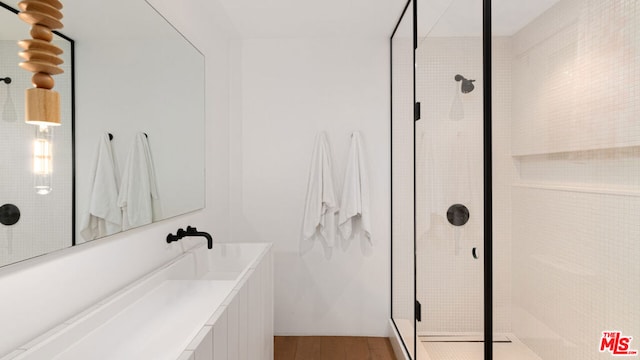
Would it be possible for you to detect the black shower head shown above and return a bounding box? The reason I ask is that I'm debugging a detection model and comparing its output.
[455,74,475,93]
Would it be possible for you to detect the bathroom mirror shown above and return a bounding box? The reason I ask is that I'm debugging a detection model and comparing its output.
[66,0,205,244]
[0,0,205,267]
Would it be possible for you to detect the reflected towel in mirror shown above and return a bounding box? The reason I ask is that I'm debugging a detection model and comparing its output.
[80,133,121,241]
[118,132,161,230]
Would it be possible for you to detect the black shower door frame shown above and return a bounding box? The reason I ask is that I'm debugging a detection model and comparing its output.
[389,0,494,358]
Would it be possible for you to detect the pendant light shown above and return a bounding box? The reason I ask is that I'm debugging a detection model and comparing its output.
[17,0,64,126]
[17,0,64,195]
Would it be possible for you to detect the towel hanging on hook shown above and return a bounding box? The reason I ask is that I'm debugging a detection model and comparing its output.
[302,132,339,246]
[118,132,161,230]
[338,131,371,242]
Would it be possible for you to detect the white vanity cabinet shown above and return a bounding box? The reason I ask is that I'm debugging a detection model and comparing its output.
[181,247,273,360]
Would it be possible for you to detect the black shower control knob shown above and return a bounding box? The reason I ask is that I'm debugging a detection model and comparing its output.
[0,204,21,226]
[447,204,470,226]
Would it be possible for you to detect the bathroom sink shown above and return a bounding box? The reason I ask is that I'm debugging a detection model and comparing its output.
[11,243,272,360]
[51,280,236,360]
[201,270,242,280]
[169,243,269,282]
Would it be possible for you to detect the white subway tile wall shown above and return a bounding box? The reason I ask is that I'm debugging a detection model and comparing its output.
[510,1,640,358]
[416,36,486,334]
[415,37,515,335]
[512,0,640,155]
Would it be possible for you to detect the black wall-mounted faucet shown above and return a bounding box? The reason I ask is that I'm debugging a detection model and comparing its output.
[166,226,213,249]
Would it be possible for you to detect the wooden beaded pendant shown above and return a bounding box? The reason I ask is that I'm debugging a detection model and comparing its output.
[17,0,64,126]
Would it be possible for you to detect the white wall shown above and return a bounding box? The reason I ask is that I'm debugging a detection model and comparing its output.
[0,1,234,356]
[229,37,391,336]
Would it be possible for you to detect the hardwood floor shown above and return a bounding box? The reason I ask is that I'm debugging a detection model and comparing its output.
[274,336,397,360]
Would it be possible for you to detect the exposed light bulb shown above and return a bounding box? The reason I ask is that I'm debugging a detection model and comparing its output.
[34,125,53,195]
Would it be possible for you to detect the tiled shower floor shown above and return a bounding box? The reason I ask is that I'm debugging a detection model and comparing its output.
[420,334,543,360]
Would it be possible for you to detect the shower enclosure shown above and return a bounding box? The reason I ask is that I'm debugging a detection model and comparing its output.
[390,0,640,359]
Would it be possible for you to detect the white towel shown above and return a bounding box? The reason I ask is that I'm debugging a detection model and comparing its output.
[338,131,371,242]
[117,133,161,230]
[302,132,339,246]
[80,133,121,242]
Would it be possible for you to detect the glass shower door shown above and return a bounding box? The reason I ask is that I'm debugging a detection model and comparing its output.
[391,0,416,358]
[414,0,486,359]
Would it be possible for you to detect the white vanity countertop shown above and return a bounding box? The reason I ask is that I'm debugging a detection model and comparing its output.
[52,280,235,360]
[4,243,271,360]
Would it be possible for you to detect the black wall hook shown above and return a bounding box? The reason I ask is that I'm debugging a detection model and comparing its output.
[0,77,11,84]
[108,133,113,141]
